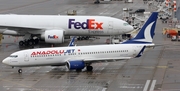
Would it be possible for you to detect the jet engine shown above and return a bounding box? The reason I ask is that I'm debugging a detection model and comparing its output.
[66,60,85,70]
[41,29,64,43]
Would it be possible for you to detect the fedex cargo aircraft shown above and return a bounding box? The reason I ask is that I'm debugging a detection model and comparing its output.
[0,15,133,47]
[2,12,158,73]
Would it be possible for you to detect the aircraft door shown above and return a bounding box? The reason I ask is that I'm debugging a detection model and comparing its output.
[24,52,29,62]
[108,21,113,29]
[133,46,137,57]
[108,21,114,35]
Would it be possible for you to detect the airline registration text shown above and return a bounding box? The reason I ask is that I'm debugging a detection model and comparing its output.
[31,49,75,55]
[68,19,103,30]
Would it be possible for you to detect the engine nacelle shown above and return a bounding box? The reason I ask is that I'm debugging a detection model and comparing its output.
[41,29,64,43]
[66,60,85,70]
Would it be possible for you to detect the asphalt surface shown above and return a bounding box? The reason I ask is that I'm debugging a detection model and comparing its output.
[0,0,180,91]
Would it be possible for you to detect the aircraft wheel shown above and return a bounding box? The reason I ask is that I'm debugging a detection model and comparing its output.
[77,38,80,40]
[81,37,85,40]
[86,37,89,40]
[28,40,33,46]
[86,66,93,71]
[24,40,29,46]
[30,39,36,45]
[34,39,39,45]
[18,69,22,73]
[19,41,24,46]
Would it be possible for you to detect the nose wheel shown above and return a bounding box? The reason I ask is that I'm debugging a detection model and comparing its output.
[18,69,22,73]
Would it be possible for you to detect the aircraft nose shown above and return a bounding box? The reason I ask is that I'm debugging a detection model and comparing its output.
[2,58,9,65]
[128,25,134,32]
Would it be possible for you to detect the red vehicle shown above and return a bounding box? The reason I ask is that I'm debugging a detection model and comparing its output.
[165,30,178,38]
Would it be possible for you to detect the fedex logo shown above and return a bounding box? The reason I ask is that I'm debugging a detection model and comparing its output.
[68,19,103,30]
[48,35,58,39]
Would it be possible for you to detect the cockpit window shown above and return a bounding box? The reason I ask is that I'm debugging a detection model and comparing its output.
[123,23,129,26]
[9,55,18,58]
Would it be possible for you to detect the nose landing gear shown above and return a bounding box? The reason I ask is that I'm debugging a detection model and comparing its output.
[18,69,22,73]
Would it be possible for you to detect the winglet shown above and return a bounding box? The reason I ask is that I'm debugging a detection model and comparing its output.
[122,12,158,44]
[68,36,76,47]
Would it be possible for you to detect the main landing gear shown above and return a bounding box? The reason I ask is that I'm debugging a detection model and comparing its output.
[86,66,93,71]
[77,36,90,40]
[19,39,39,47]
[75,63,93,72]
[75,66,93,72]
[86,63,93,71]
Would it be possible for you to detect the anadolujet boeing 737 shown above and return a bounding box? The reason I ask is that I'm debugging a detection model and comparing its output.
[0,14,133,47]
[2,12,158,73]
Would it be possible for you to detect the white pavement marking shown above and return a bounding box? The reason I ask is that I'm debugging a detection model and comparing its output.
[149,80,156,91]
[102,88,107,91]
[143,80,151,91]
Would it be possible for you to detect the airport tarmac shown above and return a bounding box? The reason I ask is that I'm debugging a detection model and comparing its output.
[0,0,180,91]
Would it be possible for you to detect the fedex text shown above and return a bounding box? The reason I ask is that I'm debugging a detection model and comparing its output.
[48,35,58,39]
[68,19,103,30]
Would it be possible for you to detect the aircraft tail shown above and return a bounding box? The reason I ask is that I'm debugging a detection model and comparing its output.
[68,36,76,47]
[122,12,158,44]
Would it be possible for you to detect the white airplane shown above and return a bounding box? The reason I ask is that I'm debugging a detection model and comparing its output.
[2,12,158,73]
[0,14,133,47]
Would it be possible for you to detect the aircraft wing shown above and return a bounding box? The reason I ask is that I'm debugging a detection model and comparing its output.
[84,57,132,62]
[0,25,45,35]
[68,57,132,64]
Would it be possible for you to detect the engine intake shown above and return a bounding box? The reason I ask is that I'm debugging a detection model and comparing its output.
[41,29,64,43]
[67,60,85,70]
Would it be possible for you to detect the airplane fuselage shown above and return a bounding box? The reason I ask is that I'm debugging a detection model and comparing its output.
[3,44,151,67]
[0,15,133,36]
